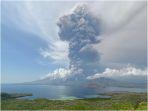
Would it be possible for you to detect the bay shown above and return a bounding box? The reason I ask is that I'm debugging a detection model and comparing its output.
[1,84,146,100]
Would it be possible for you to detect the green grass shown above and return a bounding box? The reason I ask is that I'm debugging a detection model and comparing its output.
[1,92,147,110]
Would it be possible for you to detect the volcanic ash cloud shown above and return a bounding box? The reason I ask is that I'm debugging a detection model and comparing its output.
[57,4,101,79]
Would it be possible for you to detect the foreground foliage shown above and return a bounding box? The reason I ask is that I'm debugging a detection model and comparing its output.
[1,92,147,110]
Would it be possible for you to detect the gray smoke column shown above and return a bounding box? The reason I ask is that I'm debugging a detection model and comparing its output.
[57,4,101,79]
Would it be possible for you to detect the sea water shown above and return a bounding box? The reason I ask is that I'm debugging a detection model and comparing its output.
[1,84,146,100]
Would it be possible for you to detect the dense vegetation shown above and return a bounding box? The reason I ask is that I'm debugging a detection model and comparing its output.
[1,92,147,110]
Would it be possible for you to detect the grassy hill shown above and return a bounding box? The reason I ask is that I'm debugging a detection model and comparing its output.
[1,92,147,110]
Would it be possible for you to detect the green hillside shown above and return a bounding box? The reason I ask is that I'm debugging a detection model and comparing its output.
[1,92,147,110]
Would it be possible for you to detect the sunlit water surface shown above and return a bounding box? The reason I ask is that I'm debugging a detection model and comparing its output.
[1,84,146,100]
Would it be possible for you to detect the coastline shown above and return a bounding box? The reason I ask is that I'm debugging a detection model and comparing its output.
[1,92,147,110]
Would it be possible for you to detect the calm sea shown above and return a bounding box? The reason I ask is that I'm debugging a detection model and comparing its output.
[1,84,147,100]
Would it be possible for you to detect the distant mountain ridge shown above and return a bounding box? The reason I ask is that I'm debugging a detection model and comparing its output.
[23,76,147,88]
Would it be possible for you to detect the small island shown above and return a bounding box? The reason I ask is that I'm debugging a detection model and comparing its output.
[1,92,33,100]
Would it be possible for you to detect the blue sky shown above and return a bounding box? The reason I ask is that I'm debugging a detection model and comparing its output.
[1,24,56,83]
[1,1,147,83]
[1,1,77,83]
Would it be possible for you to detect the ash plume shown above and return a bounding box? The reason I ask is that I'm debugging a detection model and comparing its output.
[57,4,101,79]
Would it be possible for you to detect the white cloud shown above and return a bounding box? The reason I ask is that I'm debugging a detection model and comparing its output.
[40,65,85,80]
[40,40,69,63]
[87,66,147,80]
[40,68,71,80]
